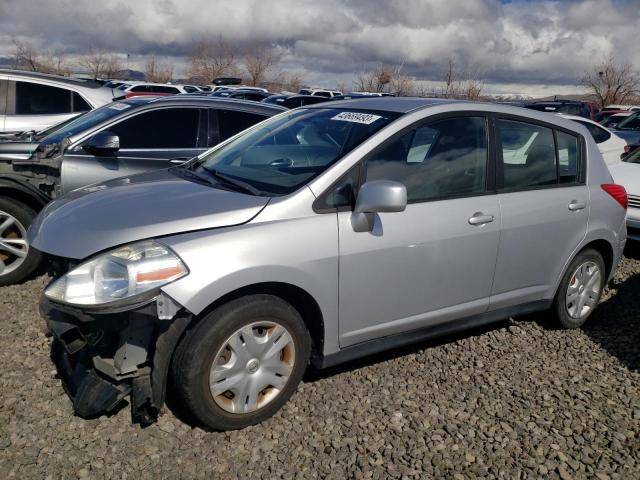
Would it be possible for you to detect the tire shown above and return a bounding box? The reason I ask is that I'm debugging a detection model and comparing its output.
[0,196,42,286]
[552,248,605,329]
[171,294,311,431]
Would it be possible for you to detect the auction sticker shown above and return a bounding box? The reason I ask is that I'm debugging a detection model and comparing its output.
[331,111,382,124]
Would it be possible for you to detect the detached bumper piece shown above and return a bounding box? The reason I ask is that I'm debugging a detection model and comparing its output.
[42,296,191,426]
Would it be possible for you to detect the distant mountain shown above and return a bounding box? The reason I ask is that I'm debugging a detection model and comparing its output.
[0,57,15,68]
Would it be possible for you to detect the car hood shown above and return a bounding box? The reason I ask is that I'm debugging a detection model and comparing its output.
[608,161,640,196]
[28,168,270,260]
[611,129,640,145]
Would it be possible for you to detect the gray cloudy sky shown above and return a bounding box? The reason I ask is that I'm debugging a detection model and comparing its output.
[0,0,638,95]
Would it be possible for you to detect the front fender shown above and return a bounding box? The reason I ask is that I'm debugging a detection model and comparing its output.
[160,214,341,355]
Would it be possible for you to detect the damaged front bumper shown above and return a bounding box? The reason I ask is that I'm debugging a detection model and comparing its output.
[42,293,191,425]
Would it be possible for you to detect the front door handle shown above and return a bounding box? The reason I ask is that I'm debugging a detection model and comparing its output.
[568,200,586,211]
[468,212,495,226]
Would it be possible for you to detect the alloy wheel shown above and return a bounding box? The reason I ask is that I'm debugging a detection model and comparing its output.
[209,321,296,414]
[0,210,29,276]
[565,261,602,319]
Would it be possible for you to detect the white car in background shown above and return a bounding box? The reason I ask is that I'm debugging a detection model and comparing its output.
[560,114,627,166]
[0,70,114,134]
[609,147,640,240]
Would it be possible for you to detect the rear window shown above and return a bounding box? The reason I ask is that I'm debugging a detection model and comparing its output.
[498,118,581,189]
[16,81,72,115]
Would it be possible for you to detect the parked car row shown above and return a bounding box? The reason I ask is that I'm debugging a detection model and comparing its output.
[1,68,633,432]
[0,93,285,284]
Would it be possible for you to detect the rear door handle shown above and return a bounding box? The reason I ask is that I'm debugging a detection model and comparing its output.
[568,200,586,211]
[468,212,495,226]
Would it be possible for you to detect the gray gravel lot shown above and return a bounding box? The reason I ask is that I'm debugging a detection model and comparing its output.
[0,249,639,479]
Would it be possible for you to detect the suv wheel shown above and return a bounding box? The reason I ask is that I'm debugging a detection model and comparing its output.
[553,248,605,328]
[0,197,42,286]
[172,295,311,431]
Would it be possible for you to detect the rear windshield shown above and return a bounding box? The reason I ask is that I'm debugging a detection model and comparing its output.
[189,108,399,195]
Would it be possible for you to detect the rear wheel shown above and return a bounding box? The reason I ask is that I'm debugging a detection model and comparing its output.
[0,197,42,286]
[172,295,311,430]
[552,248,605,328]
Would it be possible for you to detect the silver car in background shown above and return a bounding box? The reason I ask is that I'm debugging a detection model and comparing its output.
[29,98,627,430]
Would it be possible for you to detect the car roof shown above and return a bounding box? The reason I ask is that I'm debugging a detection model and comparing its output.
[0,69,105,89]
[142,95,287,113]
[304,97,460,113]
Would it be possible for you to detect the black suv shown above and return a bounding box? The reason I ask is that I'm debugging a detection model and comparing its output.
[0,96,285,285]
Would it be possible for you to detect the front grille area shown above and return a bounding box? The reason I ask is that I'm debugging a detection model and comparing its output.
[629,194,640,209]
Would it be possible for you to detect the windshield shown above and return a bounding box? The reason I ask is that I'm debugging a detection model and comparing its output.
[38,102,133,147]
[187,108,399,195]
[615,111,640,131]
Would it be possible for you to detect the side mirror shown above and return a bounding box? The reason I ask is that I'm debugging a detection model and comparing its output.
[83,131,120,156]
[351,180,407,232]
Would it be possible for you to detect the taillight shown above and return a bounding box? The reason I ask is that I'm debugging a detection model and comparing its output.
[601,184,628,210]
[624,144,630,154]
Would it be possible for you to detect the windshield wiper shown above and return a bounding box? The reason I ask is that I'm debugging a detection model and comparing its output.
[200,166,262,196]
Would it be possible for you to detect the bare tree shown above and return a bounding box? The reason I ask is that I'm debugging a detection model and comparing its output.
[144,56,174,83]
[244,48,278,87]
[12,40,41,71]
[581,56,640,108]
[439,57,483,100]
[186,39,238,84]
[11,39,71,76]
[353,64,393,93]
[353,64,415,96]
[78,48,125,79]
[267,71,304,93]
[39,51,71,76]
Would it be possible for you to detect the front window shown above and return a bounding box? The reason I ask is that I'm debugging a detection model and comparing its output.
[187,108,399,195]
[38,102,135,147]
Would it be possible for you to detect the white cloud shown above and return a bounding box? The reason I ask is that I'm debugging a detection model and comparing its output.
[0,0,638,95]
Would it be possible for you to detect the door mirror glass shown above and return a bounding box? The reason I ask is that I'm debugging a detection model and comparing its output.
[83,131,120,156]
[352,180,407,232]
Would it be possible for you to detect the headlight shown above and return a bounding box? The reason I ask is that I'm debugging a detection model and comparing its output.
[45,240,188,307]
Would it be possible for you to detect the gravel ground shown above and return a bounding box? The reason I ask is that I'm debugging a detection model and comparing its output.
[0,249,639,479]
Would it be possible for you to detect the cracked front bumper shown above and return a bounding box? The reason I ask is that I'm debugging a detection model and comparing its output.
[42,295,191,425]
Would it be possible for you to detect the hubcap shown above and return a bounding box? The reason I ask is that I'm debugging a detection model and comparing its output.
[209,321,296,414]
[565,261,601,319]
[0,210,28,277]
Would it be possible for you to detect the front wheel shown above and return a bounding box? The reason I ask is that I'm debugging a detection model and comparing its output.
[172,295,311,431]
[0,197,42,286]
[552,248,605,329]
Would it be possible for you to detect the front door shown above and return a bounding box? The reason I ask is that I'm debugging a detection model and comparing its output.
[338,115,501,347]
[60,107,205,193]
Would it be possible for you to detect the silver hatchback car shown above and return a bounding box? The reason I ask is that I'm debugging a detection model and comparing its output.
[29,99,627,430]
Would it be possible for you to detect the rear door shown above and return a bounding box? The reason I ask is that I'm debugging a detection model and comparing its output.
[60,107,205,193]
[490,116,588,310]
